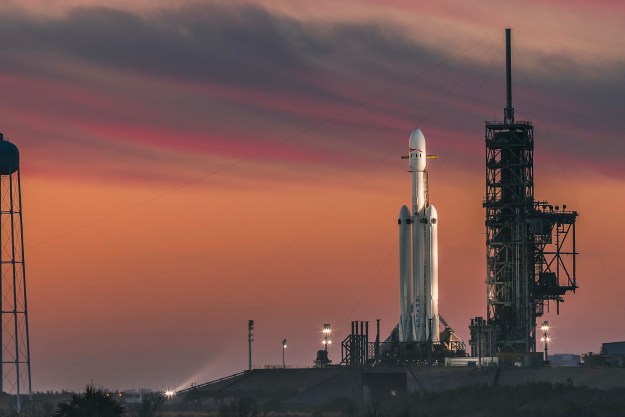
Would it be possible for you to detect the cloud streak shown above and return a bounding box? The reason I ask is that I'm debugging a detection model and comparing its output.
[0,3,622,183]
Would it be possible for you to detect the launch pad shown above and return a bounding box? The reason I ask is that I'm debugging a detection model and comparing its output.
[336,319,464,368]
[180,28,583,406]
[338,28,578,366]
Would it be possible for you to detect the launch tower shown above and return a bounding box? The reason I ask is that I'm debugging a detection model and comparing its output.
[470,29,578,358]
[0,134,31,410]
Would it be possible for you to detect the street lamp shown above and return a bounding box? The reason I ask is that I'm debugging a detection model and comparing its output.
[322,324,332,352]
[282,339,287,368]
[540,321,550,362]
[248,320,254,371]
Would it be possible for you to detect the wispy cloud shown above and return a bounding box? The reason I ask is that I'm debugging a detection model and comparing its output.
[0,3,622,183]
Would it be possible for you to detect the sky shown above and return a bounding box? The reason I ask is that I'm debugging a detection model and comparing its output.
[0,0,623,392]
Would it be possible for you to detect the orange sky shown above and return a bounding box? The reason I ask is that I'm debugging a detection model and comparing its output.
[0,0,624,391]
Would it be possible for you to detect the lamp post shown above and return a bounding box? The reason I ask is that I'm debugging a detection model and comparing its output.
[540,321,550,362]
[282,339,287,368]
[322,324,332,352]
[248,320,254,371]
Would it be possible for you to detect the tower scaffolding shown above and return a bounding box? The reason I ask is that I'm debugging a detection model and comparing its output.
[470,29,578,359]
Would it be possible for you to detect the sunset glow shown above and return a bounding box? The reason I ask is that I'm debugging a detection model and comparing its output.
[0,0,623,391]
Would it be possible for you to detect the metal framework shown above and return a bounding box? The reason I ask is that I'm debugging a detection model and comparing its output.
[341,321,371,366]
[477,29,578,356]
[532,202,577,316]
[0,134,31,411]
[484,120,535,352]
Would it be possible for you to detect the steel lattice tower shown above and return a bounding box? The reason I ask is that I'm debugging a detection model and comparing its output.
[471,29,578,358]
[484,111,535,352]
[0,133,31,411]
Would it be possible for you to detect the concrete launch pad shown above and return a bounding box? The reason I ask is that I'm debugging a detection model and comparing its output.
[181,366,625,407]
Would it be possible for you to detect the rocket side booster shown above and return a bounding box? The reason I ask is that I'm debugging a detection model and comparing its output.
[425,205,440,343]
[398,128,440,343]
[398,205,412,342]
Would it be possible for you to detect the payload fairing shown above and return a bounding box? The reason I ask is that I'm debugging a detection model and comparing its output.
[398,129,440,343]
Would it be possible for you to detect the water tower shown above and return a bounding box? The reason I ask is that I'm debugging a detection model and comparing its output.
[0,133,31,411]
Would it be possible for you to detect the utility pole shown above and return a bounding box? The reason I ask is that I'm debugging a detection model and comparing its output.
[248,320,254,371]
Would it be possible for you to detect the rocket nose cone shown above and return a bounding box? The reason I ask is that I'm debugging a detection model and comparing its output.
[409,128,426,153]
[426,205,438,219]
[399,205,410,219]
[398,205,411,225]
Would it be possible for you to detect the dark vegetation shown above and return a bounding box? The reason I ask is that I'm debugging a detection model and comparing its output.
[0,385,166,417]
[211,383,625,417]
[362,383,625,417]
[3,382,625,417]
[51,385,125,417]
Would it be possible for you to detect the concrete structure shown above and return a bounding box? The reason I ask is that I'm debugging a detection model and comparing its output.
[583,341,625,368]
[549,354,581,367]
[445,357,498,367]
[602,341,625,356]
[180,366,625,407]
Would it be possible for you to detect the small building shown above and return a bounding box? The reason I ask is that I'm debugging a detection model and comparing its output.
[549,354,581,367]
[122,389,154,404]
[602,341,625,355]
[582,341,625,368]
[601,341,625,367]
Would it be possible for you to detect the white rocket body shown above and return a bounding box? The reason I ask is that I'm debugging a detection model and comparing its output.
[398,128,440,343]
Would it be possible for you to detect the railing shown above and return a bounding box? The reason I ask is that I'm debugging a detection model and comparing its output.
[252,365,313,369]
[177,371,246,393]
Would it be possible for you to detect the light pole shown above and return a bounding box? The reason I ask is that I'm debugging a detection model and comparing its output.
[540,321,550,362]
[248,320,254,371]
[282,339,287,368]
[322,323,332,352]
